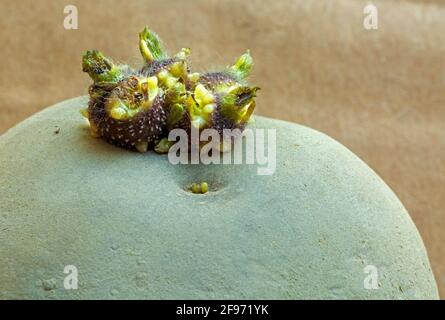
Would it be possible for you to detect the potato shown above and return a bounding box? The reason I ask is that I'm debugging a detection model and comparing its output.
[0,97,438,299]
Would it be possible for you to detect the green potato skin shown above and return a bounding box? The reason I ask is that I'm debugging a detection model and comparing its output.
[0,97,439,299]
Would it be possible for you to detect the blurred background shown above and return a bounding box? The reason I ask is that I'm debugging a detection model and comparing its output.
[0,0,444,297]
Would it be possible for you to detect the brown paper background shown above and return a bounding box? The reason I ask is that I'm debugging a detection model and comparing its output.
[0,0,444,297]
